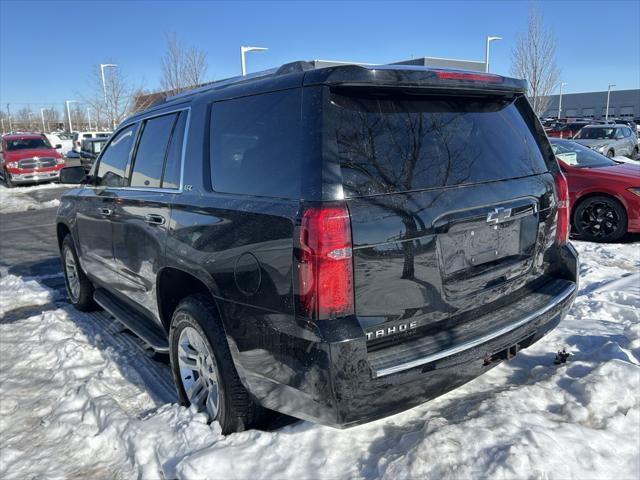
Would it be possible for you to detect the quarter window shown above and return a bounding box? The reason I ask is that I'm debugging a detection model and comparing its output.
[209,89,301,198]
[130,113,178,188]
[161,111,187,189]
[96,124,138,187]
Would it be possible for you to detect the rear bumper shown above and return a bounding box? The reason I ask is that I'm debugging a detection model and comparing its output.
[231,244,579,428]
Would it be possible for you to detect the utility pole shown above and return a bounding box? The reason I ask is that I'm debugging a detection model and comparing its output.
[558,82,568,119]
[605,84,616,122]
[240,46,268,76]
[65,100,78,133]
[40,108,47,132]
[485,36,502,73]
[100,63,118,129]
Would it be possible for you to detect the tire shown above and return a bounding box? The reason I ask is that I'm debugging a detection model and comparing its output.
[61,234,97,311]
[573,195,627,242]
[4,170,14,188]
[606,149,615,158]
[632,146,639,160]
[169,294,261,434]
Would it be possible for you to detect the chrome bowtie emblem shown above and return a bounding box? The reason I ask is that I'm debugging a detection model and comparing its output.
[487,207,512,224]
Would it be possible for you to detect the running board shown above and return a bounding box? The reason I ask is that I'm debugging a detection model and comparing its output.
[94,289,169,353]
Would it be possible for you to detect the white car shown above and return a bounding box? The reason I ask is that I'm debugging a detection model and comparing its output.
[71,131,111,152]
[44,133,74,156]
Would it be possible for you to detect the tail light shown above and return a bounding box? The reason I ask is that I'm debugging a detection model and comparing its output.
[553,170,570,245]
[297,205,354,319]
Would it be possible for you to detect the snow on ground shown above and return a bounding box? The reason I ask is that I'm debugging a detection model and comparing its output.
[0,241,639,479]
[0,183,61,213]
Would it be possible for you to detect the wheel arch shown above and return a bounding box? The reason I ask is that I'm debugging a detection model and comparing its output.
[156,267,225,334]
[571,191,627,228]
[56,222,71,250]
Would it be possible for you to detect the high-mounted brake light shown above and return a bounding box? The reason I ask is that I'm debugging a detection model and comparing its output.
[435,71,504,83]
[298,206,354,320]
[553,170,570,245]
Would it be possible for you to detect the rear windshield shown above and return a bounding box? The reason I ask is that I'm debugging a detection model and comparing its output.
[326,92,549,196]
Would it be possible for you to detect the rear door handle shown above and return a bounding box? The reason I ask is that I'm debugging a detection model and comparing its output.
[144,214,166,226]
[99,207,112,216]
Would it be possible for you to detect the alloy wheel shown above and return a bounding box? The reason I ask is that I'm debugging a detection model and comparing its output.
[64,247,81,302]
[177,326,220,419]
[578,200,620,238]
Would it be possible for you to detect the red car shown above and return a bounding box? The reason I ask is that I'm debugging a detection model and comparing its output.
[546,121,590,139]
[551,138,640,241]
[0,134,65,187]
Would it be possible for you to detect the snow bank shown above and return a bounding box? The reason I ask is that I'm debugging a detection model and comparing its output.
[0,241,638,479]
[0,184,60,213]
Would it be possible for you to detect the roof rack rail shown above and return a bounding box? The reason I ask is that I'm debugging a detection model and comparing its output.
[165,67,280,103]
[163,59,369,104]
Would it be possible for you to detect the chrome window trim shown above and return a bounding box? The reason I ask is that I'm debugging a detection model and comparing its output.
[89,106,191,194]
[373,281,577,378]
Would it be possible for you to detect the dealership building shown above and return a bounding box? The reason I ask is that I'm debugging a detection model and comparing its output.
[543,89,640,120]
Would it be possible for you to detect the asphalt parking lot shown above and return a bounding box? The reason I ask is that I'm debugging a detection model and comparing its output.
[0,187,70,277]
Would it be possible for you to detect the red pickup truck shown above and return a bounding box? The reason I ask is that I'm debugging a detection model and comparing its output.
[0,134,65,187]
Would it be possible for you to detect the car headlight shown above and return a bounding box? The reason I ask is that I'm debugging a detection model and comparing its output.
[628,188,640,197]
[6,161,18,168]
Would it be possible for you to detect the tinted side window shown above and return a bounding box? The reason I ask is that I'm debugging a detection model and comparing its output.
[327,92,549,196]
[623,127,631,138]
[210,89,301,198]
[162,111,187,189]
[96,124,137,187]
[130,113,177,188]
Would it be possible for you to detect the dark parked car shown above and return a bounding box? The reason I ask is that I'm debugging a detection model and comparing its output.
[56,62,579,433]
[66,138,109,169]
[550,138,640,241]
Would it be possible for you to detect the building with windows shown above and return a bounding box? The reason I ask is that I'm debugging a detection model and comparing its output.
[543,89,640,119]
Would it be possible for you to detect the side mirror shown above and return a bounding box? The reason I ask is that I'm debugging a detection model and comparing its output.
[55,144,63,149]
[59,166,88,184]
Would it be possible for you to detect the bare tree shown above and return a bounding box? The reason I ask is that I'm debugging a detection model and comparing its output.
[42,107,62,131]
[511,7,560,116]
[80,61,135,130]
[14,107,36,131]
[161,32,208,94]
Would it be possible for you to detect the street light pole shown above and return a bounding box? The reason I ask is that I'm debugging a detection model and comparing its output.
[558,82,568,119]
[65,100,78,133]
[40,108,47,132]
[605,84,616,122]
[485,36,502,73]
[240,46,268,76]
[100,63,118,129]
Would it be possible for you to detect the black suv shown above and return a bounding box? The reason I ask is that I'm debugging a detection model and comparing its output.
[57,62,579,433]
